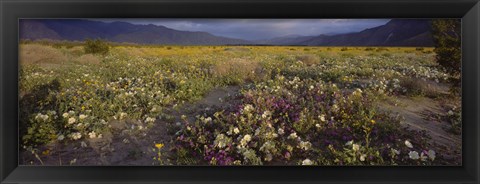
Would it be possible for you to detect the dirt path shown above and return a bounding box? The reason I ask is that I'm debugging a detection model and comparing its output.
[22,85,241,166]
[379,96,461,164]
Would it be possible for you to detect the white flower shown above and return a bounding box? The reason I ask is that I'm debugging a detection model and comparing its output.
[409,151,420,160]
[214,134,228,148]
[420,152,428,161]
[352,144,360,151]
[405,140,413,148]
[319,114,326,122]
[69,158,77,165]
[71,132,82,140]
[264,153,273,162]
[35,114,49,121]
[277,128,285,135]
[242,104,254,113]
[62,113,69,118]
[240,134,252,147]
[204,117,212,123]
[332,104,338,111]
[427,150,436,160]
[360,154,366,161]
[448,110,454,116]
[288,132,298,140]
[345,140,354,146]
[302,159,313,165]
[79,114,88,120]
[233,127,240,134]
[315,124,321,128]
[392,148,400,155]
[88,131,97,139]
[261,111,271,119]
[299,141,312,151]
[243,134,251,142]
[68,117,76,125]
[119,112,127,120]
[57,135,65,141]
[309,85,314,90]
[145,117,155,123]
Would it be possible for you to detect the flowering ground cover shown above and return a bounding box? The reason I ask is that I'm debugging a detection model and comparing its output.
[19,44,461,165]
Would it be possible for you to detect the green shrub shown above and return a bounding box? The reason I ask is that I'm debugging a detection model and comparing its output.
[431,19,461,92]
[84,39,110,55]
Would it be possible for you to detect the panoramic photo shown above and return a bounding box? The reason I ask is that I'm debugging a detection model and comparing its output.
[18,18,461,166]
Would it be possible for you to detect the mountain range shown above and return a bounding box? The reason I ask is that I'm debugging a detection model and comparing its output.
[20,19,434,46]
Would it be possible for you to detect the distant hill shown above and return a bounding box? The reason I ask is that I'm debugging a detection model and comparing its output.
[20,19,252,45]
[295,19,434,46]
[20,19,434,46]
[256,34,316,45]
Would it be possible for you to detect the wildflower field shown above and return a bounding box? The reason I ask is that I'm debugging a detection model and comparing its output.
[19,43,461,166]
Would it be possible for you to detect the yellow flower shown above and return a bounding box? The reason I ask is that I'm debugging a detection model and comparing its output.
[155,143,164,149]
[42,149,50,155]
[370,120,376,125]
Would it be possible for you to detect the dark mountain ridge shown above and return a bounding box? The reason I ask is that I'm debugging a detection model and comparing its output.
[20,19,434,46]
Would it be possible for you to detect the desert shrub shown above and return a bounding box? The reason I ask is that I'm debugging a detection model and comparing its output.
[365,47,375,51]
[340,47,348,51]
[84,39,110,55]
[431,19,461,92]
[295,54,318,66]
[213,58,260,85]
[398,77,439,97]
[416,47,425,51]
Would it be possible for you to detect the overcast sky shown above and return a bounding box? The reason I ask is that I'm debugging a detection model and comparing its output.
[95,19,390,40]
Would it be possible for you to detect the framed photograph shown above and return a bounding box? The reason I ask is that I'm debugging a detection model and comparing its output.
[1,0,479,183]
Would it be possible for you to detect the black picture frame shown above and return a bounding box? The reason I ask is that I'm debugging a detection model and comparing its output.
[1,0,479,183]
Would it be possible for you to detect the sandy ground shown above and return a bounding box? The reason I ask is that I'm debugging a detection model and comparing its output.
[379,95,462,165]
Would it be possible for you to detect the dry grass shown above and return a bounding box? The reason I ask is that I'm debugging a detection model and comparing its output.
[20,44,103,66]
[295,54,319,66]
[74,54,102,65]
[213,58,261,83]
[400,77,445,98]
[19,44,68,65]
